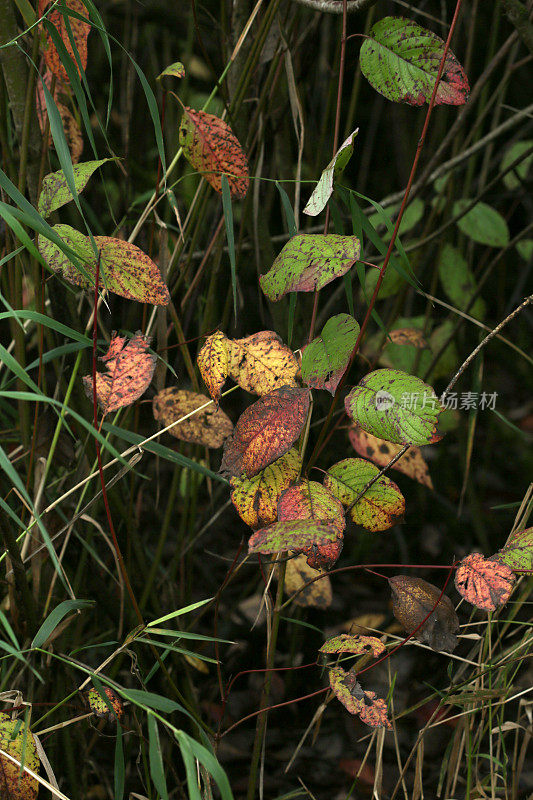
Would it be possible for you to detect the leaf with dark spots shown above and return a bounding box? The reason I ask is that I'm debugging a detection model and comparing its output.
[38,159,112,218]
[39,0,91,84]
[82,332,156,415]
[153,388,233,448]
[0,712,39,800]
[494,527,533,575]
[455,553,516,612]
[320,634,385,658]
[228,331,299,395]
[284,555,332,609]
[248,520,341,555]
[230,449,301,529]
[389,575,459,652]
[220,386,310,478]
[328,667,391,729]
[348,425,433,489]
[86,687,124,722]
[278,480,345,568]
[197,331,232,404]
[301,314,360,394]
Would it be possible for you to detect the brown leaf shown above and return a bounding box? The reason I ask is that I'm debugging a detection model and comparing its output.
[220,386,310,478]
[389,575,459,652]
[348,425,433,489]
[388,328,428,348]
[39,0,91,84]
[284,554,332,609]
[455,553,516,612]
[153,388,232,448]
[328,667,391,729]
[0,712,39,800]
[230,449,301,529]
[86,687,124,722]
[36,70,83,163]
[278,480,345,568]
[197,331,232,404]
[179,107,249,198]
[228,331,299,396]
[82,331,156,415]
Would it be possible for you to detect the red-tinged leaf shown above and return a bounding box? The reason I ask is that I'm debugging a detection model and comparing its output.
[35,70,83,163]
[152,388,233,448]
[328,667,391,729]
[230,449,302,529]
[39,0,91,84]
[278,480,345,568]
[494,527,533,575]
[348,425,433,489]
[248,520,340,555]
[179,107,249,198]
[301,537,344,571]
[0,712,39,800]
[220,386,310,478]
[228,331,299,396]
[324,458,405,532]
[320,634,385,658]
[37,225,170,305]
[455,553,516,612]
[260,234,360,302]
[197,331,232,404]
[82,332,156,415]
[86,687,124,722]
[301,314,360,394]
[359,17,469,106]
[389,575,459,652]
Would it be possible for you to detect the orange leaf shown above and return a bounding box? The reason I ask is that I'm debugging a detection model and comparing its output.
[36,69,83,163]
[328,667,391,729]
[86,687,124,722]
[220,386,310,478]
[348,425,433,489]
[82,332,156,415]
[388,328,428,348]
[0,713,39,800]
[39,0,91,84]
[454,552,516,612]
[179,107,249,198]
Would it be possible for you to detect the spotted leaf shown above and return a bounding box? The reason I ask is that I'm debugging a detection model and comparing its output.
[301,314,360,394]
[38,159,111,218]
[494,527,533,575]
[328,667,391,729]
[39,0,91,84]
[284,554,332,609]
[278,481,345,568]
[389,575,459,652]
[249,520,340,555]
[197,330,232,404]
[230,449,301,529]
[153,389,233,448]
[86,687,124,722]
[455,553,516,612]
[0,713,39,800]
[320,634,385,658]
[348,425,433,489]
[228,331,299,395]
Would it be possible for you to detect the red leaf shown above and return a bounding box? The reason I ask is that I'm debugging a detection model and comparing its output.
[39,0,91,84]
[454,552,515,612]
[278,481,345,569]
[328,667,391,729]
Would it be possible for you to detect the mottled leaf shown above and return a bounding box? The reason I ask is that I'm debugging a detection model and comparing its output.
[228,331,299,395]
[389,575,459,652]
[220,386,309,478]
[35,71,83,164]
[320,634,385,658]
[82,332,156,415]
[284,554,332,609]
[348,425,433,489]
[157,61,186,80]
[179,107,249,198]
[278,480,345,568]
[494,527,533,575]
[39,0,91,83]
[328,667,391,729]
[359,16,469,106]
[152,388,232,448]
[303,129,358,216]
[388,328,428,348]
[37,225,170,305]
[260,234,360,301]
[301,314,360,394]
[438,244,486,320]
[38,159,111,218]
[0,712,39,800]
[345,368,444,446]
[324,457,405,532]
[453,201,509,247]
[197,330,232,404]
[455,553,516,612]
[248,520,340,555]
[86,687,124,722]
[501,140,533,190]
[230,449,301,529]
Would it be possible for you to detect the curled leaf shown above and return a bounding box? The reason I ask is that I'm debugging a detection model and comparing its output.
[228,331,299,395]
[389,575,459,652]
[320,634,385,658]
[197,330,232,404]
[220,386,309,478]
[328,667,391,729]
[348,425,433,489]
[303,129,358,216]
[39,0,91,83]
[248,520,340,555]
[301,314,360,394]
[82,332,156,415]
[153,389,232,448]
[0,713,39,800]
[157,61,186,80]
[86,687,124,722]
[230,449,301,529]
[455,553,515,612]
[278,481,345,569]
[494,527,533,575]
[284,554,332,609]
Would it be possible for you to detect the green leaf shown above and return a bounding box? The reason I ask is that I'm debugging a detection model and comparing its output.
[501,140,533,190]
[114,724,125,800]
[516,240,533,261]
[368,198,425,238]
[427,321,458,381]
[495,527,533,575]
[148,716,169,800]
[260,234,360,301]
[32,599,95,648]
[301,313,360,394]
[175,731,234,800]
[453,201,509,247]
[345,368,444,445]
[303,129,358,216]
[438,243,486,320]
[221,174,237,320]
[364,264,403,300]
[38,159,112,218]
[248,520,341,555]
[157,61,186,80]
[359,16,469,106]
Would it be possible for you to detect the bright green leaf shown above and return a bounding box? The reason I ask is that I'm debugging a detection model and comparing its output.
[301,313,360,394]
[38,159,112,218]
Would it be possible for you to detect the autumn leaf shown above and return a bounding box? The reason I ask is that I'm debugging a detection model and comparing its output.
[278,481,345,569]
[0,712,39,800]
[220,386,309,478]
[37,225,170,305]
[248,520,341,555]
[197,331,232,404]
[324,458,405,532]
[359,16,469,106]
[157,62,186,80]
[82,332,156,415]
[284,554,332,609]
[328,667,391,729]
[455,553,516,612]
[86,687,124,722]
[345,368,444,446]
[320,634,386,658]
[389,575,459,652]
[39,0,91,83]
[494,527,533,575]
[179,107,249,198]
[260,234,360,302]
[152,388,232,448]
[303,129,358,216]
[348,425,433,489]
[388,328,428,348]
[228,331,299,395]
[301,314,360,394]
[36,71,83,163]
[230,449,301,529]
[38,159,112,218]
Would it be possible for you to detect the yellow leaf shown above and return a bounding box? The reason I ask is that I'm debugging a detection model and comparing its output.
[228,331,299,396]
[284,554,332,609]
[197,330,232,404]
[153,388,233,448]
[230,449,301,528]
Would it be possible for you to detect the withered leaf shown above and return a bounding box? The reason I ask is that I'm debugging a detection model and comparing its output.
[455,553,516,612]
[230,449,301,529]
[82,332,155,415]
[388,328,428,348]
[249,520,340,555]
[86,687,124,722]
[320,634,385,658]
[284,554,332,609]
[228,331,299,396]
[389,575,459,652]
[348,425,433,489]
[197,330,232,404]
[220,386,310,478]
[39,0,91,83]
[0,712,39,800]
[328,667,391,729]
[153,388,233,448]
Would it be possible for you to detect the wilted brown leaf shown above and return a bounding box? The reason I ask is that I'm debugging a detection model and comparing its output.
[389,574,459,652]
[39,0,91,83]
[328,667,391,729]
[0,713,39,800]
[228,331,299,395]
[455,553,516,612]
[284,554,332,609]
[348,425,433,489]
[153,388,232,448]
[36,70,83,163]
[388,328,428,348]
[86,687,124,722]
[230,449,301,528]
[197,331,232,404]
